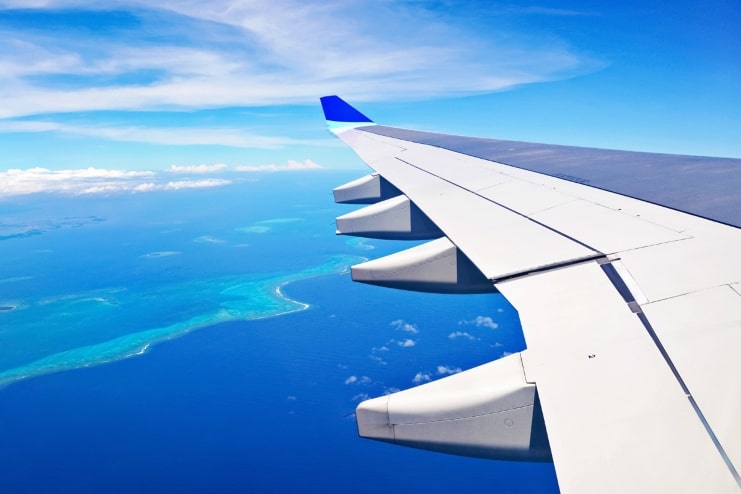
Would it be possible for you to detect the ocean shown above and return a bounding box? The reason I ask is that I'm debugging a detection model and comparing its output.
[0,172,558,493]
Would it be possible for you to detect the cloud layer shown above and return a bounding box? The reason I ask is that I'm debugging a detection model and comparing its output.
[0,1,592,118]
[234,160,321,172]
[0,120,333,149]
[0,159,321,195]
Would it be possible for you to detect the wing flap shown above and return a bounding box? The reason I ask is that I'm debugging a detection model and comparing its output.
[617,223,741,303]
[642,285,741,471]
[497,261,740,492]
[369,154,600,279]
[337,129,600,280]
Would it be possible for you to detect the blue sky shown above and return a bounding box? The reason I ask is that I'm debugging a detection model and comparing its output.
[0,0,739,195]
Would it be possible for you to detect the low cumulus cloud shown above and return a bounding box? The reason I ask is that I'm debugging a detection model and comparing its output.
[448,331,478,341]
[458,315,499,330]
[167,163,228,174]
[412,372,431,384]
[134,179,231,192]
[1,167,151,195]
[0,1,595,119]
[390,319,419,334]
[0,167,228,196]
[437,365,462,376]
[169,161,322,173]
[0,161,319,196]
[233,160,321,172]
[369,343,389,365]
[344,375,372,385]
[394,339,416,348]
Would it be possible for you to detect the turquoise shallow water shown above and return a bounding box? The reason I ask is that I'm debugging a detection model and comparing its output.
[0,173,364,386]
[0,254,362,388]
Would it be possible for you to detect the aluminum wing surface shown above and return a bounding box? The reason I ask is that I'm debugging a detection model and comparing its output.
[321,95,741,493]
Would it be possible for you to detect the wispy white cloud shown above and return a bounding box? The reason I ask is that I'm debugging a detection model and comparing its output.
[458,315,499,330]
[234,160,322,172]
[193,235,227,244]
[0,1,594,118]
[236,225,270,234]
[493,5,595,17]
[0,120,329,148]
[141,251,181,258]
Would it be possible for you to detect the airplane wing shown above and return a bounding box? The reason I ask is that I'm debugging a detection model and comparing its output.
[320,95,741,493]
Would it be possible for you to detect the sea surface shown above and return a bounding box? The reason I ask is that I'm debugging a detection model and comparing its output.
[0,172,559,493]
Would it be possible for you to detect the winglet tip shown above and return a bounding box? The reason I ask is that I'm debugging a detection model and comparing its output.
[320,95,374,127]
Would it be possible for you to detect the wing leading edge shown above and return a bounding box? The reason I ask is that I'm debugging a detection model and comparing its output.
[321,96,741,493]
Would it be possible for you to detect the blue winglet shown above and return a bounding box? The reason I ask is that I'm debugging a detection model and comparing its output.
[320,96,373,124]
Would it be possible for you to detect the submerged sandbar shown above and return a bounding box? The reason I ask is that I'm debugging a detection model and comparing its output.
[0,254,363,388]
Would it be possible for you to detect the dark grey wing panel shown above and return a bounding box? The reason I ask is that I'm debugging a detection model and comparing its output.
[363,125,741,228]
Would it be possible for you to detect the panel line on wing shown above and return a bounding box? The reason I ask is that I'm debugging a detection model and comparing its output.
[600,262,741,487]
[732,283,741,297]
[395,157,601,254]
[489,254,606,284]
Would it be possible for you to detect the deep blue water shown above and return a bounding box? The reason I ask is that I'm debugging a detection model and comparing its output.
[0,172,559,493]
